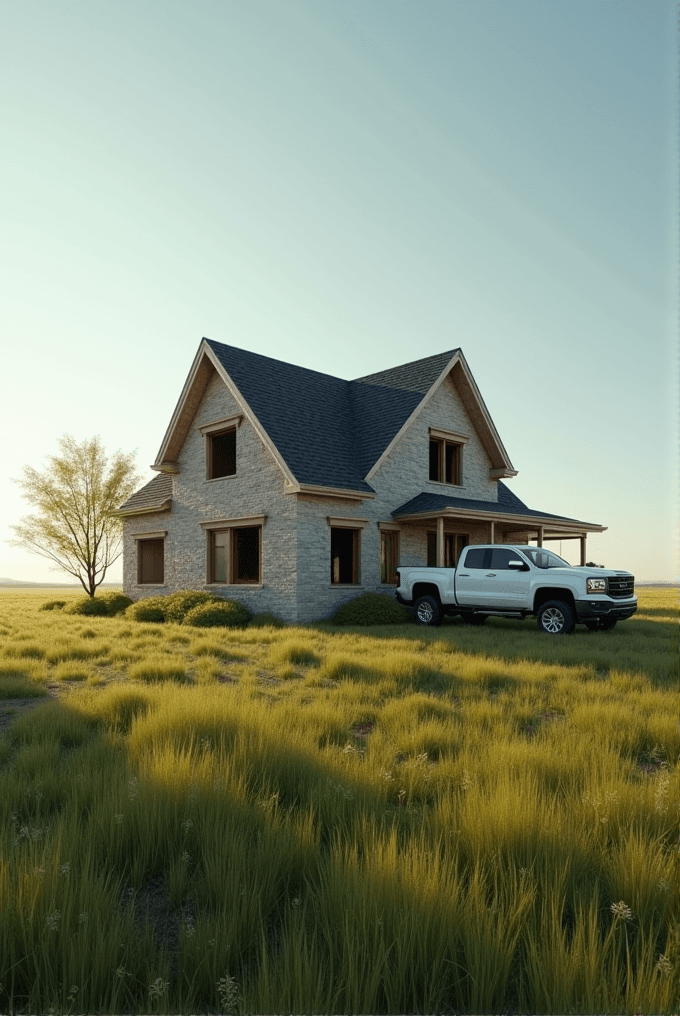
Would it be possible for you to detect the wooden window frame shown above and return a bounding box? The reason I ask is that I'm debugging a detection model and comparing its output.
[199,415,242,481]
[429,437,463,485]
[208,525,262,585]
[380,529,400,585]
[134,533,166,585]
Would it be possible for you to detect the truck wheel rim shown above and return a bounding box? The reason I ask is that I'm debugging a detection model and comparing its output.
[417,603,433,623]
[543,608,564,633]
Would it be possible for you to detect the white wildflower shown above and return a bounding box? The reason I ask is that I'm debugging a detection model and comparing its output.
[610,900,633,921]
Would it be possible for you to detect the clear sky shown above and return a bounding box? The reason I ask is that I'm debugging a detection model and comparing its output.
[0,0,676,584]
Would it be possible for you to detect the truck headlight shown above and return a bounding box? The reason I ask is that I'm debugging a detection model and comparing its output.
[586,577,607,594]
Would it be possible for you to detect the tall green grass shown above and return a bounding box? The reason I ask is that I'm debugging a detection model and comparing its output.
[0,586,677,1013]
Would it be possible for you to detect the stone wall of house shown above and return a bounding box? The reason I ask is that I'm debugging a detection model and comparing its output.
[124,371,300,622]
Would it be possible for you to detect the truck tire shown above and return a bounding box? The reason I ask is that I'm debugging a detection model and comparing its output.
[537,600,575,635]
[414,595,443,627]
[461,612,487,626]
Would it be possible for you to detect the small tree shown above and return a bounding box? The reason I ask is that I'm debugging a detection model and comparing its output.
[10,435,142,596]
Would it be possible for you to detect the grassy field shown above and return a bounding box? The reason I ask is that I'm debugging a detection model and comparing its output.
[0,585,678,1015]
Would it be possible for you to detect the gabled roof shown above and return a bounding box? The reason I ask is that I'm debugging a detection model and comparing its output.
[150,339,516,496]
[393,482,605,533]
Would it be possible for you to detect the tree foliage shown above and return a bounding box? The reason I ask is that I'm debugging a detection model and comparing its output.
[10,435,141,596]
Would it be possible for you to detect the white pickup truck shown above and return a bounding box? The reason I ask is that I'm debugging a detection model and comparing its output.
[395,544,637,634]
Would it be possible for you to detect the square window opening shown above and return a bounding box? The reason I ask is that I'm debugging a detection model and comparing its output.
[210,526,261,584]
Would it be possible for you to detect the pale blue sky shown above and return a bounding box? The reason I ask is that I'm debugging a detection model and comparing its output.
[1,0,676,583]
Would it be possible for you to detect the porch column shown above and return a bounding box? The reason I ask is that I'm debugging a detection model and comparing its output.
[536,526,544,547]
[580,534,586,566]
[489,520,495,544]
[437,516,445,567]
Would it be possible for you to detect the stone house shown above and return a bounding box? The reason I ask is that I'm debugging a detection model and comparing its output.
[115,339,605,623]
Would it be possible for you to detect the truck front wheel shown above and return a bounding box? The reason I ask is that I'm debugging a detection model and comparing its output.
[414,595,443,627]
[537,600,575,635]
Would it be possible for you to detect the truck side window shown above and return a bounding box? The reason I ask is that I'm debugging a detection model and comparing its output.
[462,548,487,569]
[490,548,524,570]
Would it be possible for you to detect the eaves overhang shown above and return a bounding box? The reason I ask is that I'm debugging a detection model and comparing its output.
[285,481,376,501]
[393,505,606,534]
[112,500,172,518]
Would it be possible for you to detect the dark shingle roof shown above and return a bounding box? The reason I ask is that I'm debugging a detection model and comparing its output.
[206,341,460,493]
[355,350,458,394]
[117,473,172,514]
[393,481,600,527]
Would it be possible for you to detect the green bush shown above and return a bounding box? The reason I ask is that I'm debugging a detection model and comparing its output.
[183,599,251,629]
[332,592,411,626]
[98,591,133,615]
[125,597,168,623]
[162,590,220,624]
[38,600,67,611]
[250,612,286,628]
[64,595,110,617]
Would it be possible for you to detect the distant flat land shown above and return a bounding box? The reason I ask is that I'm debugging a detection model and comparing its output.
[0,578,122,588]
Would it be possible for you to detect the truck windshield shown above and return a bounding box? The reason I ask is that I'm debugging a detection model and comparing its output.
[520,548,570,569]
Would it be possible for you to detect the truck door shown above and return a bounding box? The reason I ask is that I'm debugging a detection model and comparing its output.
[454,547,489,605]
[455,548,531,608]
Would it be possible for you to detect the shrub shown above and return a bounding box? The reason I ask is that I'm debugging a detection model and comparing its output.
[332,592,411,626]
[64,595,110,617]
[250,612,286,628]
[125,597,168,623]
[38,600,66,612]
[162,590,220,624]
[98,591,133,615]
[183,600,251,629]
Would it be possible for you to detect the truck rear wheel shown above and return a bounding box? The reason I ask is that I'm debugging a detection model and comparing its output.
[414,595,443,627]
[537,600,575,635]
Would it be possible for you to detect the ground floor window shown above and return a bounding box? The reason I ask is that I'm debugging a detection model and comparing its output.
[210,526,261,584]
[137,538,164,584]
[331,527,359,584]
[380,531,400,584]
[427,532,469,568]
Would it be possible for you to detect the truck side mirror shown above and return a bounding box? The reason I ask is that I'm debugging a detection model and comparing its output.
[508,560,529,571]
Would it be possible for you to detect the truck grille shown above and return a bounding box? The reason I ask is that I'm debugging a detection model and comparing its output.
[608,575,634,598]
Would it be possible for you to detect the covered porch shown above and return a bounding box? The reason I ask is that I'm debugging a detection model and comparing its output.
[392,487,606,568]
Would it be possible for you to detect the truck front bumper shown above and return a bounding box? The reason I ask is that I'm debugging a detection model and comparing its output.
[574,599,637,622]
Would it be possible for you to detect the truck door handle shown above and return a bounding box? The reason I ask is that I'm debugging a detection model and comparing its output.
[458,573,469,577]
[485,573,496,577]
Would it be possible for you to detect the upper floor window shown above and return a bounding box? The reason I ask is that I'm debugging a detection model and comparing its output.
[208,429,236,479]
[428,428,467,485]
[199,414,242,481]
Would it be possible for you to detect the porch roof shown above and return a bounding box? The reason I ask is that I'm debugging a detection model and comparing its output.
[392,482,605,535]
